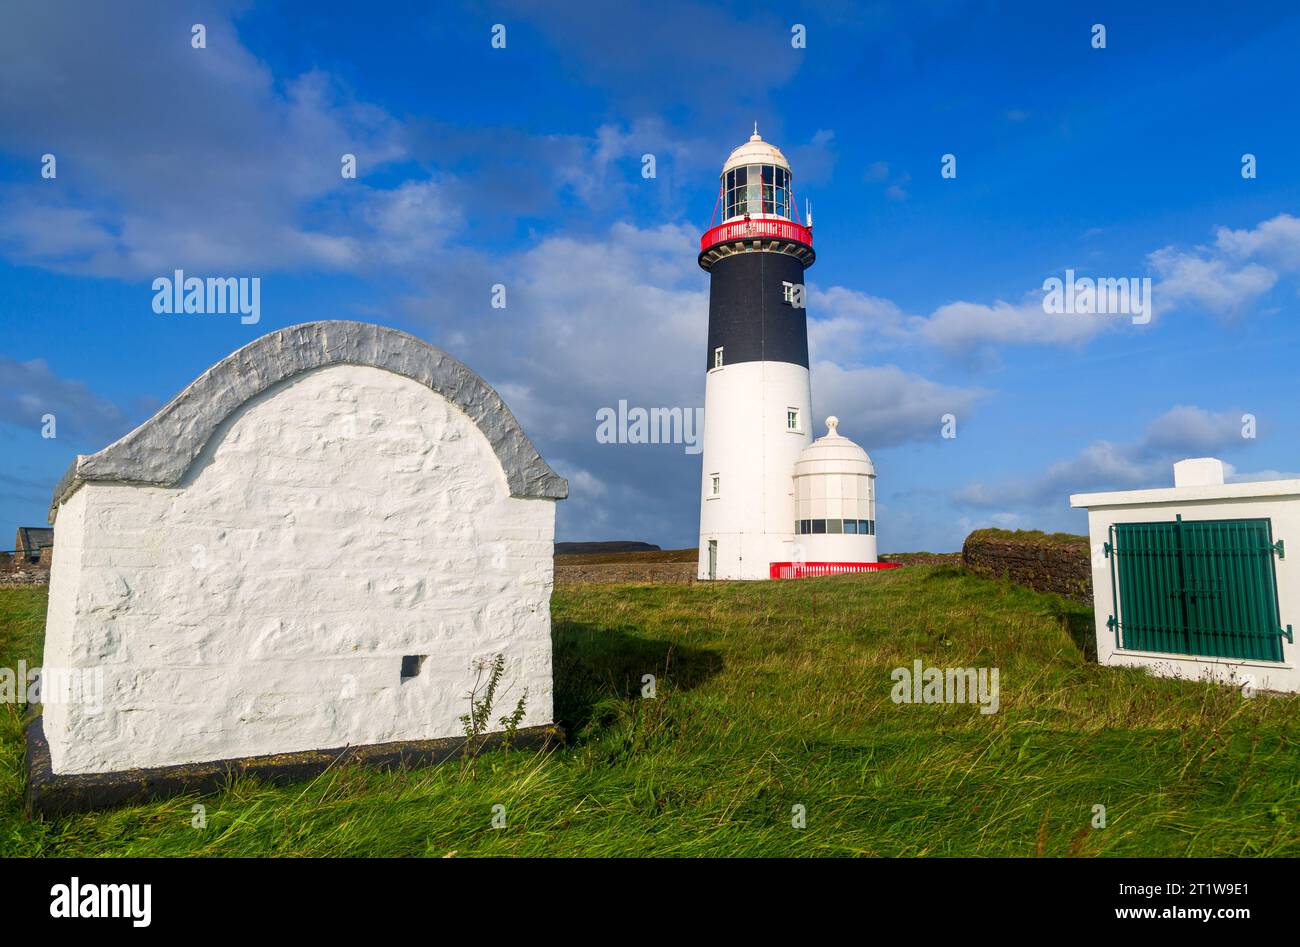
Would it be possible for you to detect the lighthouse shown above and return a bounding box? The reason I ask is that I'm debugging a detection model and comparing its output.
[697,128,881,580]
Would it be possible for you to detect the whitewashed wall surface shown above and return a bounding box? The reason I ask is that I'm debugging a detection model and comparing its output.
[41,322,567,775]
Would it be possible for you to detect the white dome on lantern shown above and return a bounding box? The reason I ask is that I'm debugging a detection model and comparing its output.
[722,127,792,176]
[793,416,875,478]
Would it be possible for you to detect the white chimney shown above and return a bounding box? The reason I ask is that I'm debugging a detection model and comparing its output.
[1173,457,1225,488]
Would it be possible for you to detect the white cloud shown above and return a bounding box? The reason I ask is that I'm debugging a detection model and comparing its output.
[392,221,987,544]
[808,286,910,359]
[812,286,1120,364]
[814,212,1300,364]
[0,356,128,441]
[1214,213,1300,269]
[788,130,837,186]
[1139,404,1248,458]
[955,405,1251,510]
[1148,246,1276,316]
[811,361,985,449]
[1225,465,1300,483]
[864,161,890,182]
[0,5,414,277]
[1139,213,1300,318]
[917,297,1115,355]
[355,179,463,265]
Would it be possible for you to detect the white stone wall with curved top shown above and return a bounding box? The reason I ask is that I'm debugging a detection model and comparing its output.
[41,324,565,775]
[49,320,567,522]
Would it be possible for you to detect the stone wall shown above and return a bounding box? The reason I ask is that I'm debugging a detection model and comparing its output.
[0,550,51,586]
[961,529,1091,602]
[555,560,696,586]
[880,552,961,567]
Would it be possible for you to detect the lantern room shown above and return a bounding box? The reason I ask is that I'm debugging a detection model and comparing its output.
[720,127,794,221]
[699,126,814,271]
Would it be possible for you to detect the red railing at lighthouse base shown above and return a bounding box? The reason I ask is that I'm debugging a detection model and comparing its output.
[769,561,902,580]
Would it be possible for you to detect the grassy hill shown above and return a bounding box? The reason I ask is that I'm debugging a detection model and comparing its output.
[1,566,1296,856]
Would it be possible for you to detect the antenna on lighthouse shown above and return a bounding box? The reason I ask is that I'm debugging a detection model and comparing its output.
[806,199,813,229]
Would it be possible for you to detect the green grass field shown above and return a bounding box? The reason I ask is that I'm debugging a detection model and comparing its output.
[1,566,1296,856]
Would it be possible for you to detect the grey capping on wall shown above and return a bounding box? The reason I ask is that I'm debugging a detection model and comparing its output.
[49,321,568,522]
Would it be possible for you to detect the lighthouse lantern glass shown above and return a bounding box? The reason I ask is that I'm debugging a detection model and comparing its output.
[723,164,791,220]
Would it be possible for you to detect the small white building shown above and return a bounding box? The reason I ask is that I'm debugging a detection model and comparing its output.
[1072,458,1298,693]
[791,416,877,564]
[35,321,567,788]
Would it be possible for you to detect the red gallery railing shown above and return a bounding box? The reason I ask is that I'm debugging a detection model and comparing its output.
[700,218,813,254]
[769,561,902,579]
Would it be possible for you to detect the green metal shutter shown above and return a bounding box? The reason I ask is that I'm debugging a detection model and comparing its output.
[1180,519,1285,661]
[1109,517,1288,662]
[1110,522,1185,655]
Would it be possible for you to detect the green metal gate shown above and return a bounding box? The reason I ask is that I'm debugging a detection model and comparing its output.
[1107,516,1291,661]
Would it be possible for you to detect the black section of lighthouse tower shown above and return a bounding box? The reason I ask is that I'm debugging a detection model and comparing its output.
[704,252,810,371]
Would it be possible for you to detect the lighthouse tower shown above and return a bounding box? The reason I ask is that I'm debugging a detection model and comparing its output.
[697,128,817,580]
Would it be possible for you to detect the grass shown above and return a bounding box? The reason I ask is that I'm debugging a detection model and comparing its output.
[1,567,1296,857]
[964,528,1089,547]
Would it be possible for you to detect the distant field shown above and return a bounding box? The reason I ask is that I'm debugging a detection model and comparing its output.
[2,567,1297,856]
[554,547,698,586]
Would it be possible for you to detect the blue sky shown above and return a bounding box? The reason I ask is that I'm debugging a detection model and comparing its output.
[3,0,1300,552]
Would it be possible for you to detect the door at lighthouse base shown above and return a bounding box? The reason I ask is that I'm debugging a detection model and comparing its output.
[707,540,717,580]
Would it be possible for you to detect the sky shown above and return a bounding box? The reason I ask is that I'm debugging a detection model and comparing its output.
[2,0,1300,553]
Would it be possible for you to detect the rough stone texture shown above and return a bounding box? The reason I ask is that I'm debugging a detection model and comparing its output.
[50,321,566,522]
[42,357,562,776]
[554,561,697,586]
[880,552,961,567]
[25,714,561,817]
[0,550,50,586]
[961,529,1091,602]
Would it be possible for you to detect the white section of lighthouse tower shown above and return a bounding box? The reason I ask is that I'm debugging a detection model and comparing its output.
[696,129,880,580]
[699,360,812,579]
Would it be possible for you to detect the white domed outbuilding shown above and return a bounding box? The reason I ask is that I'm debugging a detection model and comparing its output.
[792,417,878,565]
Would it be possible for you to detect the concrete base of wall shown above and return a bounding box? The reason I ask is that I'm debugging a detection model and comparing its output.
[1103,650,1295,694]
[24,715,562,818]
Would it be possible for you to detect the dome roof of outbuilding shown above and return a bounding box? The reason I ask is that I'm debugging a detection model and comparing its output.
[793,416,875,477]
[722,127,791,175]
